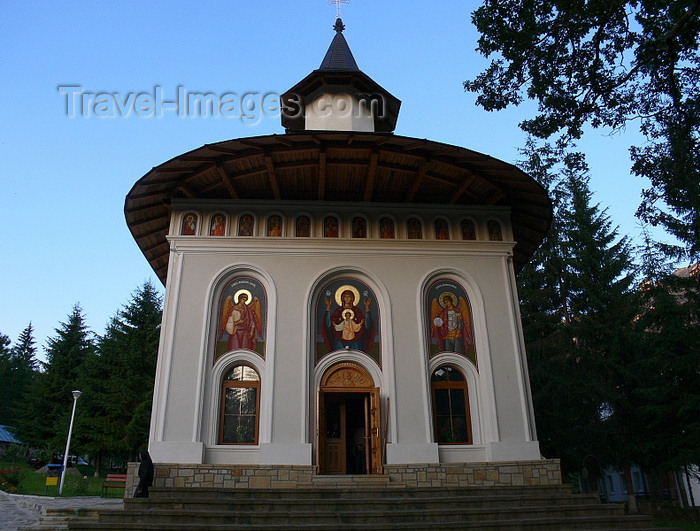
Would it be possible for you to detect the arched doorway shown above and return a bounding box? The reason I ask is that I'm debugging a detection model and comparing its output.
[316,362,382,475]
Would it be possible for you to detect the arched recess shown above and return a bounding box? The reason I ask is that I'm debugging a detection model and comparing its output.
[194,264,277,450]
[304,266,397,452]
[418,269,498,446]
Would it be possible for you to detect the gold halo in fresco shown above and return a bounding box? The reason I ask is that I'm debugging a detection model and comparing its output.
[339,308,355,320]
[335,285,360,306]
[233,289,253,305]
[438,291,458,307]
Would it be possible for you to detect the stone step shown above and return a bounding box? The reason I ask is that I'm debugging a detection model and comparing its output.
[69,514,659,530]
[92,503,628,525]
[146,483,573,501]
[122,492,603,513]
[65,485,660,531]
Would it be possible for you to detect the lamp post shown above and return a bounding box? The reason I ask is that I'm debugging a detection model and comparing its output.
[58,390,81,495]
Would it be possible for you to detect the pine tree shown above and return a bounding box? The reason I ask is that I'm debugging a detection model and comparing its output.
[80,282,162,467]
[14,306,95,451]
[517,146,639,498]
[0,331,14,425]
[6,324,40,428]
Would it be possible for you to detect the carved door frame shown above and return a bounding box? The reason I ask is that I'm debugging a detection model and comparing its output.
[317,362,382,475]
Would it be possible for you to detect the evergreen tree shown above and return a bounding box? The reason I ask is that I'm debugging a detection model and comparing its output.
[517,147,638,501]
[631,264,700,474]
[80,282,162,467]
[5,324,40,428]
[0,331,14,425]
[14,306,95,452]
[465,0,700,261]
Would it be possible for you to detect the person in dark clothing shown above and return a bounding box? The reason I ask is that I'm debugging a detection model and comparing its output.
[134,449,154,498]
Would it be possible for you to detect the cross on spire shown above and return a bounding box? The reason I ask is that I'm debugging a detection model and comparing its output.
[328,0,350,19]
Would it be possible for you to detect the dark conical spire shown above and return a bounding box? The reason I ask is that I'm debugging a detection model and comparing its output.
[319,18,359,71]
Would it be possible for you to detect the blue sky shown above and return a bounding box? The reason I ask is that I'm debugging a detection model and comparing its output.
[1,1,661,358]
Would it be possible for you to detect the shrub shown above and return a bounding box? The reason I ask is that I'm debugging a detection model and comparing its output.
[0,468,24,493]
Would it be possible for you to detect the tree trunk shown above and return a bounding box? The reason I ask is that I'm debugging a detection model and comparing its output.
[623,467,639,514]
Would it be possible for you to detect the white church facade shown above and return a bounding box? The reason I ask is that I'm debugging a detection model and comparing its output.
[125,18,559,489]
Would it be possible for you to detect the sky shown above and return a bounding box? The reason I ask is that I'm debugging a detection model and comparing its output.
[0,1,664,360]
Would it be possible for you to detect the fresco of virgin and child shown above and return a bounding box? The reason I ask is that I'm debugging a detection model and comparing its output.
[214,276,266,362]
[316,279,381,366]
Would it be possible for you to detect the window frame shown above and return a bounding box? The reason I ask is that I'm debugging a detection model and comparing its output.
[218,364,261,445]
[430,365,473,445]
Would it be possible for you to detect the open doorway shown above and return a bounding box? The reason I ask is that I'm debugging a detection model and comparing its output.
[321,393,369,475]
[316,362,382,475]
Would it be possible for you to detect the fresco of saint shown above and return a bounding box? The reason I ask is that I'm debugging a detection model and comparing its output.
[427,280,476,366]
[238,215,254,236]
[296,215,310,237]
[210,215,226,236]
[181,213,197,235]
[215,277,266,361]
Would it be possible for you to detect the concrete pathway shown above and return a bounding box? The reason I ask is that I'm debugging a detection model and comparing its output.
[0,490,122,530]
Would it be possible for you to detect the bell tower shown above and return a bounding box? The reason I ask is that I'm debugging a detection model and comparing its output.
[281,18,401,133]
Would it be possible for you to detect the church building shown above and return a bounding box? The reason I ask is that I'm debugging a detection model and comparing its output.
[125,17,559,489]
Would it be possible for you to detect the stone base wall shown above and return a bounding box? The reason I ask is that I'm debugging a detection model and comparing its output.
[384,459,562,488]
[126,459,561,494]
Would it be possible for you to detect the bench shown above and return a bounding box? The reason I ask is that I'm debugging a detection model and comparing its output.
[101,474,127,497]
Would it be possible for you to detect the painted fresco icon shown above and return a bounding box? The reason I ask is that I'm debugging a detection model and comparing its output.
[317,280,380,365]
[324,216,339,238]
[238,215,254,236]
[379,217,395,239]
[296,215,310,237]
[181,213,197,235]
[488,220,503,241]
[434,219,449,240]
[215,277,266,361]
[352,217,367,238]
[461,219,476,240]
[407,217,422,239]
[210,215,226,236]
[267,215,282,237]
[427,281,476,366]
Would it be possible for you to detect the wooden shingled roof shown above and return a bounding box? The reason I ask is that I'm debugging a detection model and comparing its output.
[125,131,552,284]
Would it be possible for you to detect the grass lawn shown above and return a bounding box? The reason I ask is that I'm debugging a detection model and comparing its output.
[0,458,123,497]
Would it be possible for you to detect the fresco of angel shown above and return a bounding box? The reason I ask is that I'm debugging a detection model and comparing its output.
[430,291,474,356]
[218,290,263,352]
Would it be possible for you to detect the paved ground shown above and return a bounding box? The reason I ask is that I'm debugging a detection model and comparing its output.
[0,490,123,530]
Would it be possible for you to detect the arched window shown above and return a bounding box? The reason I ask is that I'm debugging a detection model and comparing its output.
[431,366,472,444]
[219,365,260,444]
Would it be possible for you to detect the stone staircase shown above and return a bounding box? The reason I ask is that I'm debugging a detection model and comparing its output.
[67,481,663,530]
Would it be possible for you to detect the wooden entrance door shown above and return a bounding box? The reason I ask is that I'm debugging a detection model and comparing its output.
[317,363,382,475]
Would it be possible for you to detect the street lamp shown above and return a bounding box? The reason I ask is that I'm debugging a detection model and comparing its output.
[58,390,81,495]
